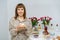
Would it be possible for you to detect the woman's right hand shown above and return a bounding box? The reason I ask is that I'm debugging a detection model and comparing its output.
[15,24,26,32]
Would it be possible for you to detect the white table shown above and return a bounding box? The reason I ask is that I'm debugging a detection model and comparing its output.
[28,29,51,40]
[28,27,60,40]
[29,33,53,40]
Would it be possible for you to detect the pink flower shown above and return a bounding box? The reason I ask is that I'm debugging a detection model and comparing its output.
[44,16,46,18]
[49,18,52,20]
[37,18,41,21]
[40,17,44,21]
[33,16,36,18]
[46,17,49,20]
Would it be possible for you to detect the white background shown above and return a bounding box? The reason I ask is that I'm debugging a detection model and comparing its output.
[0,0,8,40]
[0,0,60,40]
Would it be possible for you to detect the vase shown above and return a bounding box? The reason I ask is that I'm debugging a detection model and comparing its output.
[32,26,39,38]
[43,25,49,35]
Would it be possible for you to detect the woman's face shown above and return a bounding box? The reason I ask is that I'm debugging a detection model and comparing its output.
[17,7,24,17]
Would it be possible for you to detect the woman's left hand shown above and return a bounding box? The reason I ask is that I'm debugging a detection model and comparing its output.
[19,23,27,31]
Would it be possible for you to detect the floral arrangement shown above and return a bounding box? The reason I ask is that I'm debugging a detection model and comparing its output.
[29,16,52,27]
[40,16,52,26]
[29,17,40,27]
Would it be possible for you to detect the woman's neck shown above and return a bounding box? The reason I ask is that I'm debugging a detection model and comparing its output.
[18,16,24,21]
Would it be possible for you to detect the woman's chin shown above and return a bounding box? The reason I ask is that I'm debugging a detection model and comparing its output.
[18,14,23,17]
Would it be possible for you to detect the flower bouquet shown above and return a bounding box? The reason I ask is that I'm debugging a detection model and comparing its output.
[29,16,39,27]
[40,16,52,26]
[40,16,52,35]
[29,16,40,38]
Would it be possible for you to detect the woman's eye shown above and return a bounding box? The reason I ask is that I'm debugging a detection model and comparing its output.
[21,9,23,10]
[18,9,20,10]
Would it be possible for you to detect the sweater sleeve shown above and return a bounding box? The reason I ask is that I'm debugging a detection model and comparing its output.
[25,19,32,37]
[9,18,17,37]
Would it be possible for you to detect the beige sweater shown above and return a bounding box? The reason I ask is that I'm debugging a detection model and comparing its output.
[9,17,32,40]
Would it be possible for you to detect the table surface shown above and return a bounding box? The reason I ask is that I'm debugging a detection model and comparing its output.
[28,27,60,40]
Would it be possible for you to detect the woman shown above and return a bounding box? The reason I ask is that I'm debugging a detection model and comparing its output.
[9,3,32,40]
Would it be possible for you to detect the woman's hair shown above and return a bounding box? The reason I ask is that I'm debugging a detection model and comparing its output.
[14,3,26,20]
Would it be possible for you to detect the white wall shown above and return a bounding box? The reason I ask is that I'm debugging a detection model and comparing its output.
[0,0,8,40]
[0,0,60,40]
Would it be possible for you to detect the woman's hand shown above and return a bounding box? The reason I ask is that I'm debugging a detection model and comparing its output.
[16,23,26,32]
